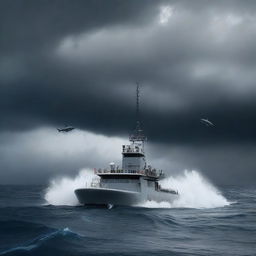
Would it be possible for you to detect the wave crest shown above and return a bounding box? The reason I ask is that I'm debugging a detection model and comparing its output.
[44,169,96,206]
[141,170,230,209]
[0,227,80,255]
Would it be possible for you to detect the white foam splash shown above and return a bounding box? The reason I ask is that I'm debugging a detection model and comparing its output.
[140,200,172,208]
[44,169,96,206]
[44,169,230,209]
[142,170,230,209]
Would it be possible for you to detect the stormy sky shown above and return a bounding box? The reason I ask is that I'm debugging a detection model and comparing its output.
[1,0,256,185]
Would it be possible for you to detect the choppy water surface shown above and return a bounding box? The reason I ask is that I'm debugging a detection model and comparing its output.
[0,173,255,256]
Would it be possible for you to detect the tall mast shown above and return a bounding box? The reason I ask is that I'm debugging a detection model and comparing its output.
[136,82,140,133]
[130,83,146,142]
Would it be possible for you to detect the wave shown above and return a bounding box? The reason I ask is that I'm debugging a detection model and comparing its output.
[0,226,81,255]
[44,169,230,209]
[142,170,230,209]
[44,169,97,206]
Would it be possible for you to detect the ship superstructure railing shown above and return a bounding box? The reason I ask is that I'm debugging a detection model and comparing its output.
[95,168,163,178]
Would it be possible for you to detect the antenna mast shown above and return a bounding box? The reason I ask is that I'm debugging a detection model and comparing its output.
[130,83,146,142]
[136,82,140,132]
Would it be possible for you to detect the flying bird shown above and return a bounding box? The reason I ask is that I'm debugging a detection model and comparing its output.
[200,118,214,127]
[57,126,75,132]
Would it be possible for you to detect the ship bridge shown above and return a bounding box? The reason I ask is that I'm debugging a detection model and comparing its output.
[122,143,144,156]
[122,144,146,172]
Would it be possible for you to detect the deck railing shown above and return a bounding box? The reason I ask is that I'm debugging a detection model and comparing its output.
[95,168,162,178]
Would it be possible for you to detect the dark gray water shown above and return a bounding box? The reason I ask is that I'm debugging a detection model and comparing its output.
[0,185,255,256]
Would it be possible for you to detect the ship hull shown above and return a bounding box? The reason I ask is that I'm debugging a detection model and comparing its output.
[75,188,141,206]
[74,188,178,206]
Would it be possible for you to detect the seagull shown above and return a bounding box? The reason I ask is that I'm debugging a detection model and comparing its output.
[57,126,75,132]
[200,118,214,126]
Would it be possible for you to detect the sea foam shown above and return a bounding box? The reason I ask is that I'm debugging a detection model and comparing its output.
[44,169,230,209]
[44,169,97,206]
[141,170,230,209]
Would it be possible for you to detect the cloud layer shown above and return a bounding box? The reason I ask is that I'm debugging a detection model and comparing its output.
[1,1,256,184]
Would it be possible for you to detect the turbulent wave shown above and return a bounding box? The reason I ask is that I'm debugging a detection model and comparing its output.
[1,185,254,256]
[44,169,230,209]
[142,170,230,209]
[0,223,80,255]
[44,169,97,206]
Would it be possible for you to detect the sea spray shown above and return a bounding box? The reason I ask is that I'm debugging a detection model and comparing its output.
[142,170,230,209]
[44,169,97,206]
[45,169,230,208]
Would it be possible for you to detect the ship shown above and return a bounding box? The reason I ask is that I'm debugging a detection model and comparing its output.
[74,85,178,207]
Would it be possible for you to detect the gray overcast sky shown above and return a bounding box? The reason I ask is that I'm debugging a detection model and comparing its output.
[0,0,256,185]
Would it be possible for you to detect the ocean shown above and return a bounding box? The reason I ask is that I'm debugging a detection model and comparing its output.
[0,170,255,256]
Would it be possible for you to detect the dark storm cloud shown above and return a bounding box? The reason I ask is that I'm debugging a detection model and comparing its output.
[1,0,256,146]
[0,0,255,186]
[0,0,165,131]
[0,0,162,54]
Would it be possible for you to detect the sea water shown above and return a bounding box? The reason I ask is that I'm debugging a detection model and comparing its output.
[0,170,255,256]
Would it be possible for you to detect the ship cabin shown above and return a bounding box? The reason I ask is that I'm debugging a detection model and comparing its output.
[95,133,165,192]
